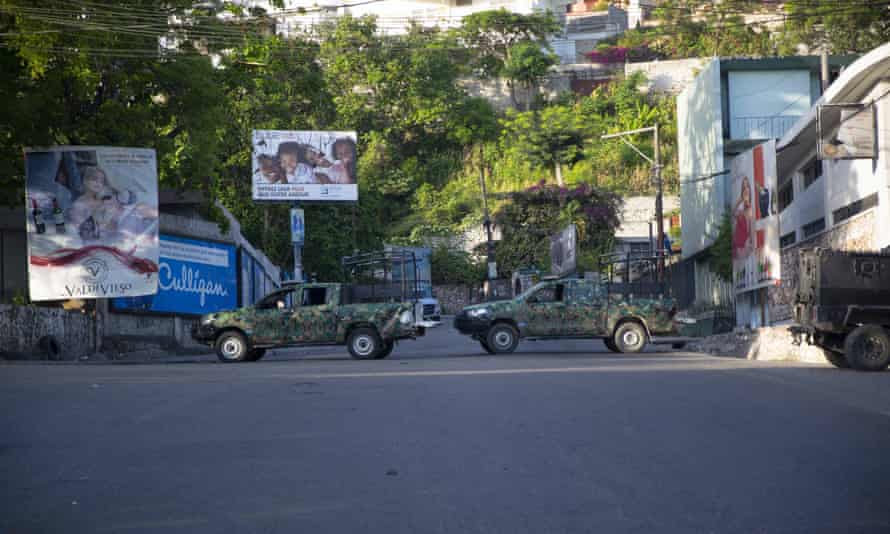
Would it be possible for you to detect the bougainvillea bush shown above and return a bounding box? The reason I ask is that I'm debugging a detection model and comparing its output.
[494,180,622,276]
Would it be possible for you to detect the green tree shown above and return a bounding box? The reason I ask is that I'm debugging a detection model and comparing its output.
[502,41,558,110]
[782,0,890,54]
[501,105,587,186]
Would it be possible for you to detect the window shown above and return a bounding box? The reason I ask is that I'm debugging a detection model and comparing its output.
[833,193,878,225]
[778,181,794,212]
[257,289,294,310]
[629,242,651,256]
[802,217,825,238]
[801,158,823,189]
[780,231,796,248]
[301,287,328,306]
[569,282,603,302]
[529,284,564,303]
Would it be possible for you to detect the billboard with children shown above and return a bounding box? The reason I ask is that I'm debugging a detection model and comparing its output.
[24,147,159,301]
[252,130,358,202]
[731,140,780,294]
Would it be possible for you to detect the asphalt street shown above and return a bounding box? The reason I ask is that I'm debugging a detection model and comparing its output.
[3,324,890,534]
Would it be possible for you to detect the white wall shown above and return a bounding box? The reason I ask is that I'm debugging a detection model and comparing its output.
[727,70,811,140]
[625,58,709,95]
[778,156,825,247]
[678,59,725,258]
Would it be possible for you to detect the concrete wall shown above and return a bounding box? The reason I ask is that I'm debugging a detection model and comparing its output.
[0,304,95,359]
[678,58,727,259]
[626,58,709,95]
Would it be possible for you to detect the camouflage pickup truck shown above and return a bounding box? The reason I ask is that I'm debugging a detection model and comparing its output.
[454,277,694,354]
[192,282,435,362]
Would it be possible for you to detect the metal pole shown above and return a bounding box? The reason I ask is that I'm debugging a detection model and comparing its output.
[293,202,302,282]
[654,123,664,279]
[820,49,830,93]
[479,144,495,300]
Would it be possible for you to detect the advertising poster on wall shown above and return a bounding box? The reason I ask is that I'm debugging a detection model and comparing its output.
[112,235,237,315]
[550,224,577,277]
[252,130,357,202]
[731,140,781,293]
[24,147,159,301]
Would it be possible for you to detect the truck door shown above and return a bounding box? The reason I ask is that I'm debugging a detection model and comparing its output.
[523,282,568,337]
[566,281,608,336]
[252,288,295,345]
[288,286,338,343]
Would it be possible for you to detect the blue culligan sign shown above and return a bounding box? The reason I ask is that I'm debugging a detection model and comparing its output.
[112,234,237,315]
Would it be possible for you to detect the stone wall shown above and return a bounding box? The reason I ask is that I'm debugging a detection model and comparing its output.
[0,304,95,360]
[769,209,877,322]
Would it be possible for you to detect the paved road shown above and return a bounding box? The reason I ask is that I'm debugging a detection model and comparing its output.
[3,325,890,533]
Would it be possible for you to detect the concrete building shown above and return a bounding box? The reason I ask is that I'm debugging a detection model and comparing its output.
[1,192,282,358]
[613,195,679,256]
[675,54,858,314]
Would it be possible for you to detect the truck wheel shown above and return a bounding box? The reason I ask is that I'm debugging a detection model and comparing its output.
[844,325,890,372]
[246,348,266,362]
[375,341,394,360]
[486,324,519,354]
[823,349,849,369]
[480,340,496,354]
[216,331,248,363]
[348,327,381,360]
[613,322,647,354]
[603,338,620,353]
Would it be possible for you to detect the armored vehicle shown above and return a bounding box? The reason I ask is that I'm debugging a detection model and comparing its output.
[192,251,440,362]
[791,248,890,371]
[454,253,694,354]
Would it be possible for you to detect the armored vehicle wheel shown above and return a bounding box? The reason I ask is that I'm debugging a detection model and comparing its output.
[486,323,519,354]
[844,325,890,372]
[480,340,496,354]
[603,338,620,353]
[348,327,382,360]
[375,340,394,360]
[613,322,647,354]
[823,349,849,369]
[216,331,249,363]
[246,348,266,362]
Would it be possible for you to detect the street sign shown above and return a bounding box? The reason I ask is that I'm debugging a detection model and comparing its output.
[290,208,305,244]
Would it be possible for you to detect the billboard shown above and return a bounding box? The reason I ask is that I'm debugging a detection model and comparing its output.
[112,235,237,315]
[24,147,159,301]
[252,130,357,202]
[731,140,780,293]
[550,224,577,277]
[818,104,876,160]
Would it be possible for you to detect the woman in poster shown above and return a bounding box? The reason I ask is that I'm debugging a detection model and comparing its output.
[68,165,158,244]
[733,177,754,283]
[324,137,357,184]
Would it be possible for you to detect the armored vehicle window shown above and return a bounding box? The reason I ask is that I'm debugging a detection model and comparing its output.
[570,282,603,302]
[257,289,295,310]
[529,284,564,303]
[301,287,328,307]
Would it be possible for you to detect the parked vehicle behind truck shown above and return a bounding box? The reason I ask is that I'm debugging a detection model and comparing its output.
[790,248,890,371]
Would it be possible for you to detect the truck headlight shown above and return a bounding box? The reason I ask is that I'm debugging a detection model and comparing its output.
[399,310,413,325]
[201,314,216,325]
[467,308,490,318]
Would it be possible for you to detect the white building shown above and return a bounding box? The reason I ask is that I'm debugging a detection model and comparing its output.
[613,195,679,256]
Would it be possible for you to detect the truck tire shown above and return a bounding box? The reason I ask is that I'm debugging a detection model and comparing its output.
[485,323,519,354]
[375,340,394,360]
[480,340,496,354]
[603,338,620,353]
[613,321,647,354]
[823,349,849,369]
[844,325,890,372]
[348,327,381,360]
[216,331,249,363]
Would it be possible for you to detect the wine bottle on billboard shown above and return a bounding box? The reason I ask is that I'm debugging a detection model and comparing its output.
[31,198,46,234]
[52,198,66,233]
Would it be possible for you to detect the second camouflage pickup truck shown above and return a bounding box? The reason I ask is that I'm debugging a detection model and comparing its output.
[192,282,438,362]
[454,277,695,354]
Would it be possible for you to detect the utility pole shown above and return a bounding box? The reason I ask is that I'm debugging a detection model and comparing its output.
[479,144,496,299]
[601,125,665,278]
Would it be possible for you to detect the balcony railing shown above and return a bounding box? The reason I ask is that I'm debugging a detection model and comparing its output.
[730,115,801,140]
